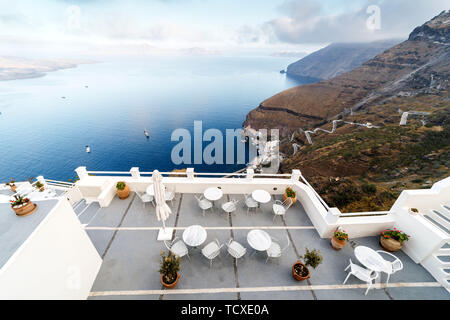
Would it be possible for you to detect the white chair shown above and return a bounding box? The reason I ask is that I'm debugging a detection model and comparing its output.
[272,197,293,223]
[165,188,176,206]
[244,194,258,215]
[222,199,239,216]
[265,235,290,264]
[343,259,379,295]
[136,192,155,208]
[376,250,403,283]
[195,195,213,216]
[226,238,247,262]
[201,239,223,268]
[164,237,190,260]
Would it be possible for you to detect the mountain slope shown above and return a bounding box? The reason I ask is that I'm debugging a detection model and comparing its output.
[244,10,450,137]
[245,10,450,212]
[286,40,400,80]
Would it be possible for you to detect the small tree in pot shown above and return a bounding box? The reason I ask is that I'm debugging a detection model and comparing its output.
[116,181,130,199]
[283,187,297,204]
[159,251,181,288]
[35,181,45,192]
[5,178,16,192]
[10,195,37,217]
[292,248,323,281]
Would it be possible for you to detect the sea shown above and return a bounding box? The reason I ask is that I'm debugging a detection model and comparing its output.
[0,55,314,182]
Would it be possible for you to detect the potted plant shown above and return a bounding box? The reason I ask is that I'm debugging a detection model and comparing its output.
[292,248,323,281]
[283,187,297,204]
[378,228,410,252]
[35,181,45,192]
[159,251,181,288]
[331,227,348,250]
[10,195,37,217]
[116,181,130,199]
[5,178,16,193]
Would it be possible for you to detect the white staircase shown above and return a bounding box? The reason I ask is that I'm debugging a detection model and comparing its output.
[421,203,450,292]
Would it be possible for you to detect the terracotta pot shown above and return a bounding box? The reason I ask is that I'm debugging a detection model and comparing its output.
[116,184,130,199]
[39,187,45,192]
[161,272,180,288]
[331,236,346,250]
[380,236,402,252]
[292,261,310,281]
[13,201,37,217]
[283,193,297,204]
[10,185,17,193]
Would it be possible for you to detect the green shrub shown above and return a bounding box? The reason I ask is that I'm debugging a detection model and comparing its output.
[116,181,126,190]
[361,184,377,195]
[303,248,323,269]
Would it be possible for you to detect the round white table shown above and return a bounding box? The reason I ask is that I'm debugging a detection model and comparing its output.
[252,189,271,207]
[183,225,207,247]
[146,184,166,196]
[204,187,223,206]
[247,229,272,251]
[354,246,390,273]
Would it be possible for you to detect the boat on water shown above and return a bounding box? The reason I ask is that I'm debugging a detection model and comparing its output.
[144,129,149,138]
[85,145,91,153]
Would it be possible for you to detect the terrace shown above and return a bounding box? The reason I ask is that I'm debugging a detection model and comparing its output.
[1,168,449,299]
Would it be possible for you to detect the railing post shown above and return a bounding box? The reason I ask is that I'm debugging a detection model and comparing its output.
[75,166,88,180]
[130,167,140,179]
[246,169,254,180]
[36,175,45,184]
[186,168,195,179]
[291,169,301,182]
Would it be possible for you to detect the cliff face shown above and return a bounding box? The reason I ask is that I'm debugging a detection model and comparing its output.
[286,40,400,80]
[244,11,450,212]
[244,10,450,137]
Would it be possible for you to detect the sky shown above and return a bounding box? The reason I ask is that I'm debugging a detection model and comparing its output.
[0,0,448,58]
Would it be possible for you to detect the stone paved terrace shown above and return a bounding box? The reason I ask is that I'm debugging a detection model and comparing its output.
[73,192,449,300]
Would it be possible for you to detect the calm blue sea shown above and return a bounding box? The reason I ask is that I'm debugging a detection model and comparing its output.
[0,55,310,182]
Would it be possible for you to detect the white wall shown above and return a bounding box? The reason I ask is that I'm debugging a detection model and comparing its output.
[0,198,102,299]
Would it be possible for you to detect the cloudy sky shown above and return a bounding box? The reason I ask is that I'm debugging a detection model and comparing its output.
[0,0,448,57]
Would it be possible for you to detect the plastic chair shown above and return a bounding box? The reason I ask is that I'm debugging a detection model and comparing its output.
[272,197,293,223]
[265,235,290,263]
[194,195,213,216]
[244,194,259,215]
[164,237,190,260]
[136,192,155,208]
[222,199,239,216]
[226,238,247,262]
[343,259,379,295]
[201,239,223,268]
[376,250,403,283]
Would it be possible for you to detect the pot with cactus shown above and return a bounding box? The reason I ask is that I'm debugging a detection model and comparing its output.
[10,195,37,217]
[331,227,348,250]
[159,251,181,288]
[292,248,323,281]
[283,187,297,204]
[379,228,410,252]
[116,181,130,199]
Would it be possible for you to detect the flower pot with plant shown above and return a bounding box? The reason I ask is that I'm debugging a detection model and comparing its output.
[116,181,130,199]
[159,251,181,288]
[283,187,297,204]
[35,181,44,192]
[10,195,37,217]
[292,248,323,281]
[331,227,348,250]
[378,228,410,252]
[6,178,16,193]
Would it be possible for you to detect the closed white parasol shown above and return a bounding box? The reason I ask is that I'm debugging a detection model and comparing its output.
[153,170,173,240]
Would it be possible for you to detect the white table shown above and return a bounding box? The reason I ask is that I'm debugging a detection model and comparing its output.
[354,246,390,273]
[204,187,223,206]
[146,184,166,197]
[183,225,207,247]
[247,229,272,251]
[252,189,271,208]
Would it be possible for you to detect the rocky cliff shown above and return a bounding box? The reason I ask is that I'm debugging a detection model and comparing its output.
[286,40,400,80]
